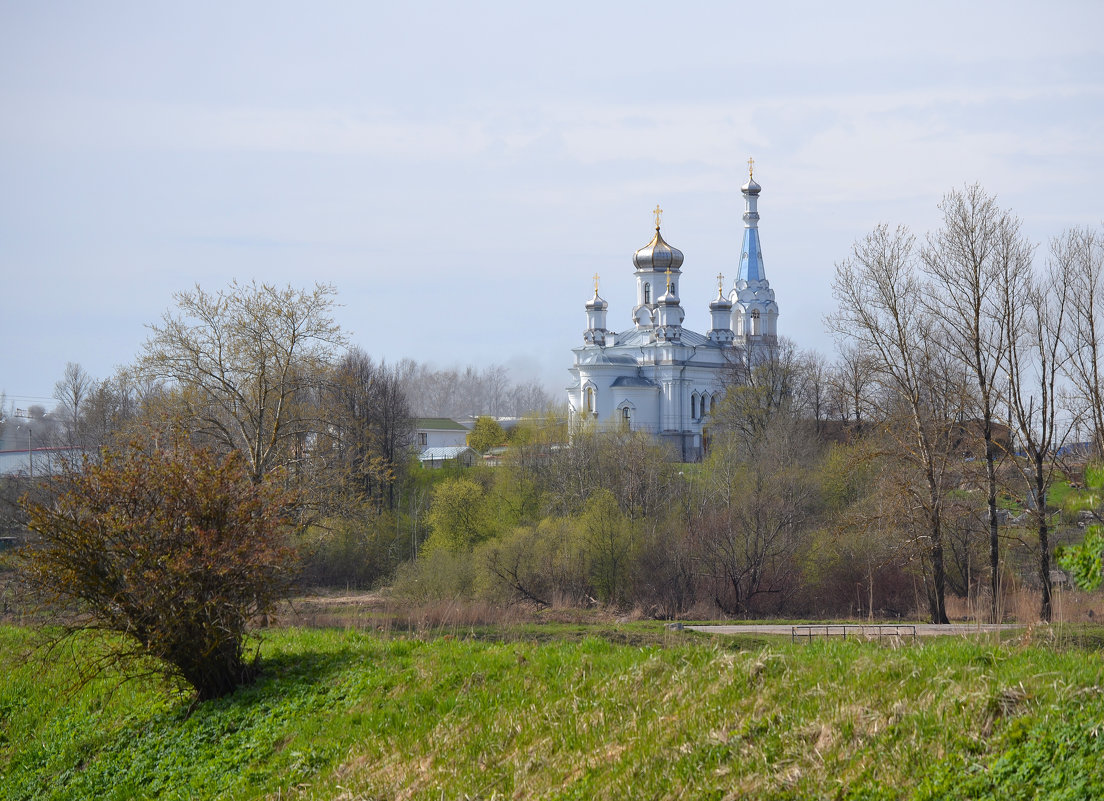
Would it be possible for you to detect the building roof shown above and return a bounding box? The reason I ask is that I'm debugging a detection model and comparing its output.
[413,417,469,431]
[610,375,659,388]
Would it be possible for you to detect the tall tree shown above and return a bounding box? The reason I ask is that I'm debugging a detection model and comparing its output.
[141,281,346,483]
[1057,225,1104,456]
[326,349,412,511]
[53,362,92,447]
[1004,252,1072,621]
[829,224,963,623]
[828,343,878,434]
[921,184,1034,622]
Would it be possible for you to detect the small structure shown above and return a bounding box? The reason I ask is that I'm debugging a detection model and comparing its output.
[417,446,478,469]
[413,418,470,451]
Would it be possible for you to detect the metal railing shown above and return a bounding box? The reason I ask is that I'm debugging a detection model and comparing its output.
[791,624,917,643]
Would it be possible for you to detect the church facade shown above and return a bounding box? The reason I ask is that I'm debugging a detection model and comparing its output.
[567,166,779,461]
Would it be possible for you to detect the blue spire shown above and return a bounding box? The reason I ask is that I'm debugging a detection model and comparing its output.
[737,161,765,282]
[739,227,765,282]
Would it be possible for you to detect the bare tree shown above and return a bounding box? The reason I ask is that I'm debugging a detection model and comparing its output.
[71,371,157,454]
[796,349,832,434]
[140,281,346,483]
[921,184,1035,622]
[1057,225,1104,456]
[53,362,92,447]
[1006,242,1076,620]
[694,410,818,616]
[828,343,878,434]
[325,348,413,511]
[715,337,802,450]
[829,224,963,623]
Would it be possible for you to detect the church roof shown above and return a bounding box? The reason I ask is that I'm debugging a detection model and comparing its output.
[577,350,638,366]
[738,227,765,282]
[612,327,714,348]
[632,227,684,272]
[610,376,658,388]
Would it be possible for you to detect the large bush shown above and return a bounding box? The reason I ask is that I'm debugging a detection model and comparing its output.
[20,435,297,700]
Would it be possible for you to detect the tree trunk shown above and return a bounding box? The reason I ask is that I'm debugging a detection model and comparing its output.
[986,434,1000,623]
[931,518,950,624]
[1036,467,1053,622]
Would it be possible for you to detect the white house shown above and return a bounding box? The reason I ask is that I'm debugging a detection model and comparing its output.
[413,418,470,451]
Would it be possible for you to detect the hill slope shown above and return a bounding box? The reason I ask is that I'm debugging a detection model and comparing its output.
[2,625,1103,800]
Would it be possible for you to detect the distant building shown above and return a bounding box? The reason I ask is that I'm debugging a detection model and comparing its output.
[0,447,81,478]
[413,418,470,451]
[567,163,780,461]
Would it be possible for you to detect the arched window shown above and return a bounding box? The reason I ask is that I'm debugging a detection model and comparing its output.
[584,386,595,414]
[750,309,761,336]
[621,406,631,430]
[691,394,698,419]
[643,283,651,304]
[711,393,719,413]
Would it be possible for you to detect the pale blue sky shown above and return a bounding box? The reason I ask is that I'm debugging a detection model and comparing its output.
[2,1,1102,407]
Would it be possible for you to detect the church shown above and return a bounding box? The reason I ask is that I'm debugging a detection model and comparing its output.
[567,162,779,461]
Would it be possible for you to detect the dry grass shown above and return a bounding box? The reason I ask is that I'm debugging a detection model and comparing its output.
[943,586,1103,624]
[276,591,638,633]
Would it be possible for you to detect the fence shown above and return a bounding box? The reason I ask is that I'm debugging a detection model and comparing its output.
[791,624,917,643]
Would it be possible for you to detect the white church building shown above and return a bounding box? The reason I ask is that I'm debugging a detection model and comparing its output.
[567,164,779,461]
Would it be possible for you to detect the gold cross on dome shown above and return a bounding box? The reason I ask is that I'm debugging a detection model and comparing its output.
[592,273,600,293]
[748,157,755,179]
[653,204,663,229]
[665,265,672,293]
[716,272,725,293]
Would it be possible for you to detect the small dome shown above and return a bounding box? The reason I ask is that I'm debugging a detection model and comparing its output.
[741,177,761,195]
[710,288,732,310]
[659,286,679,306]
[633,228,684,272]
[585,290,607,310]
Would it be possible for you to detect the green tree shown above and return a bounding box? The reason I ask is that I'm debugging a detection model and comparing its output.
[424,477,495,553]
[1058,463,1104,589]
[20,433,297,700]
[467,416,506,453]
[581,489,632,605]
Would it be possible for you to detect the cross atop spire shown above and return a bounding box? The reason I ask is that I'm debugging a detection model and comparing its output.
[653,204,663,230]
[592,273,600,293]
[747,157,755,180]
[716,272,725,293]
[665,265,672,293]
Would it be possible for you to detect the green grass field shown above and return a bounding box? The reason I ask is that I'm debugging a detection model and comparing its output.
[2,624,1103,800]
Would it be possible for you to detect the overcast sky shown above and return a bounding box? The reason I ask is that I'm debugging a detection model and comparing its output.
[2,1,1102,410]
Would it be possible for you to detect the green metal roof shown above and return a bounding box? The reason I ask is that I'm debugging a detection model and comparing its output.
[413,417,469,431]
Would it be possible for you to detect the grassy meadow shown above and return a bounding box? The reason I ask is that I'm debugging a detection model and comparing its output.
[2,623,1104,800]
